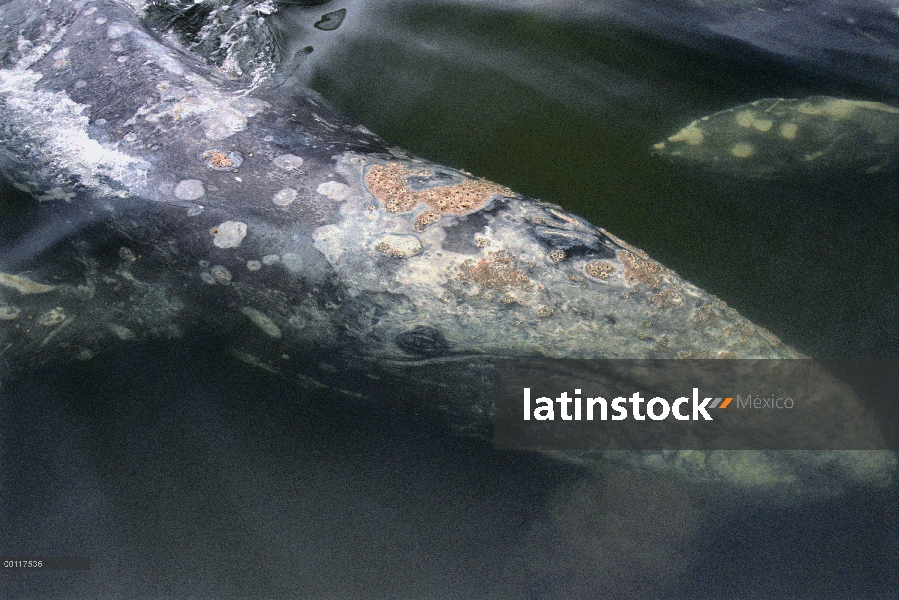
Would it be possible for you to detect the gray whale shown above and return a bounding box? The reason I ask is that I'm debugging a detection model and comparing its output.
[653,96,899,176]
[0,0,894,492]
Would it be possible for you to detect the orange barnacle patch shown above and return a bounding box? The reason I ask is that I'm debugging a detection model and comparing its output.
[619,250,665,289]
[456,250,533,292]
[421,178,513,214]
[364,163,419,213]
[548,249,565,263]
[364,162,513,215]
[413,210,442,231]
[584,260,616,280]
[205,151,233,169]
[198,148,243,171]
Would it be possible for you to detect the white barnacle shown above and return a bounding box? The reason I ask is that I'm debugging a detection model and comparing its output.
[272,187,298,206]
[281,253,303,272]
[316,181,351,201]
[201,107,248,141]
[779,122,799,140]
[372,234,422,258]
[211,221,247,248]
[730,142,755,158]
[272,154,304,170]
[174,179,205,200]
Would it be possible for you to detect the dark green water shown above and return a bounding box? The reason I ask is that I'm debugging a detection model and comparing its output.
[299,1,899,359]
[4,338,897,599]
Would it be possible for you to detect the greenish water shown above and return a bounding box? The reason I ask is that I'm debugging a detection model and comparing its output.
[300,2,899,358]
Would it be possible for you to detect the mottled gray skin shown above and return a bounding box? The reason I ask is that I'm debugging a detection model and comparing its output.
[0,0,893,493]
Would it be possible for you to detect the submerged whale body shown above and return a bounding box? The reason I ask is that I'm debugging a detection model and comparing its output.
[0,0,894,493]
[653,96,899,176]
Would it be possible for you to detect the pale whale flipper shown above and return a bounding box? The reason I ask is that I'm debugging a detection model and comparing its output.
[653,96,899,176]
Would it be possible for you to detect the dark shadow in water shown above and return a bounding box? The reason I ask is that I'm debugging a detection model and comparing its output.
[0,336,580,598]
[687,485,899,599]
[1,337,897,599]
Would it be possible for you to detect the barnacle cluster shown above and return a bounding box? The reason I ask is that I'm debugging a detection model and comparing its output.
[364,162,513,216]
